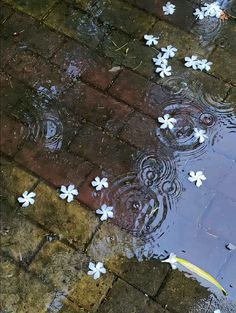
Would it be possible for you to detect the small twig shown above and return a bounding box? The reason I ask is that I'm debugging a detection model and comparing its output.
[132,60,143,71]
[115,42,129,52]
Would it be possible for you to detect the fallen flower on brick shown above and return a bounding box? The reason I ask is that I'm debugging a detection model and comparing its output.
[188,171,206,187]
[59,184,79,203]
[156,64,172,78]
[144,34,159,46]
[153,52,168,66]
[163,2,176,15]
[91,176,109,191]
[96,204,114,221]
[197,59,213,72]
[18,191,36,208]
[158,113,177,130]
[184,55,199,70]
[88,262,106,279]
[161,45,178,59]
[193,2,223,20]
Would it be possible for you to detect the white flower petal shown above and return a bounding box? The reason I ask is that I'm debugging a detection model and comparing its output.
[93,271,101,280]
[59,193,68,200]
[67,194,74,203]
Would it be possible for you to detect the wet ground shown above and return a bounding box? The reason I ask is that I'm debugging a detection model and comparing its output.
[0,0,236,312]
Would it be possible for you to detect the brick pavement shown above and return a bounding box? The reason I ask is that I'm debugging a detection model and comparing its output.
[1,0,236,312]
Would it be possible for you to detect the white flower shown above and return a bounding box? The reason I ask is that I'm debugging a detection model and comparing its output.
[194,128,208,143]
[184,55,199,70]
[59,184,79,203]
[87,262,106,280]
[188,171,206,187]
[197,59,213,72]
[153,53,168,66]
[161,45,177,58]
[91,176,109,191]
[18,191,36,208]
[163,2,176,15]
[193,8,205,20]
[96,204,114,221]
[162,253,178,269]
[202,2,222,18]
[156,64,172,78]
[158,113,177,130]
[214,310,221,313]
[144,34,159,46]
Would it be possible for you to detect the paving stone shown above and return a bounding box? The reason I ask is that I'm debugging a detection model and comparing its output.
[91,0,155,38]
[215,20,236,54]
[156,270,211,313]
[3,0,57,18]
[65,0,94,10]
[59,82,132,134]
[152,19,211,59]
[45,2,109,49]
[101,30,156,78]
[2,12,65,58]
[69,124,138,176]
[0,36,16,68]
[201,193,236,243]
[120,111,161,150]
[0,257,54,313]
[15,142,93,187]
[211,47,236,85]
[23,182,99,249]
[0,157,38,208]
[87,222,169,296]
[51,39,117,90]
[6,50,73,92]
[97,279,170,313]
[58,302,88,313]
[0,2,12,24]
[125,0,196,32]
[226,87,236,115]
[0,113,26,156]
[69,270,114,312]
[29,241,87,289]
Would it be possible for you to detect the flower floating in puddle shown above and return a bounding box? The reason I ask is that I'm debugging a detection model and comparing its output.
[194,128,208,143]
[96,204,114,221]
[162,253,178,269]
[144,34,159,46]
[197,59,213,72]
[156,64,172,78]
[161,45,178,59]
[153,53,168,66]
[91,176,109,191]
[193,8,205,20]
[158,113,177,130]
[87,262,106,280]
[59,184,79,203]
[188,171,206,187]
[184,55,199,70]
[163,2,176,15]
[18,191,36,208]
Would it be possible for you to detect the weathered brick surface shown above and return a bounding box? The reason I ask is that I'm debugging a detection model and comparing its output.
[215,20,236,54]
[51,39,117,90]
[15,143,93,187]
[156,270,211,313]
[0,113,25,156]
[2,12,65,59]
[45,2,109,49]
[23,182,99,249]
[3,0,57,18]
[0,2,12,23]
[59,82,132,133]
[69,124,138,176]
[97,279,170,313]
[91,0,155,38]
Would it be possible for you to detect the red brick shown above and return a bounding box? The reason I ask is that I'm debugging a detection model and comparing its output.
[109,70,169,118]
[69,124,138,176]
[120,111,161,150]
[0,113,26,156]
[51,40,117,90]
[60,82,132,134]
[15,142,93,187]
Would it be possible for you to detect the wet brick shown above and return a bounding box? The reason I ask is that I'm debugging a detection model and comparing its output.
[3,0,57,19]
[87,222,169,296]
[60,82,132,134]
[51,39,117,90]
[91,0,155,38]
[0,257,54,313]
[97,279,170,313]
[69,124,138,176]
[0,113,26,156]
[120,111,161,150]
[2,12,65,59]
[23,182,99,249]
[45,2,109,49]
[0,2,12,23]
[215,20,236,54]
[156,270,211,313]
[15,143,93,188]
[0,37,16,68]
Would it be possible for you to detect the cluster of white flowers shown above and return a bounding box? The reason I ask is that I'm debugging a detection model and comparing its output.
[163,2,176,15]
[184,55,212,72]
[153,45,178,77]
[193,2,222,20]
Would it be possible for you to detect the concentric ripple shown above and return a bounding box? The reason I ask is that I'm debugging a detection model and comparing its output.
[192,17,222,44]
